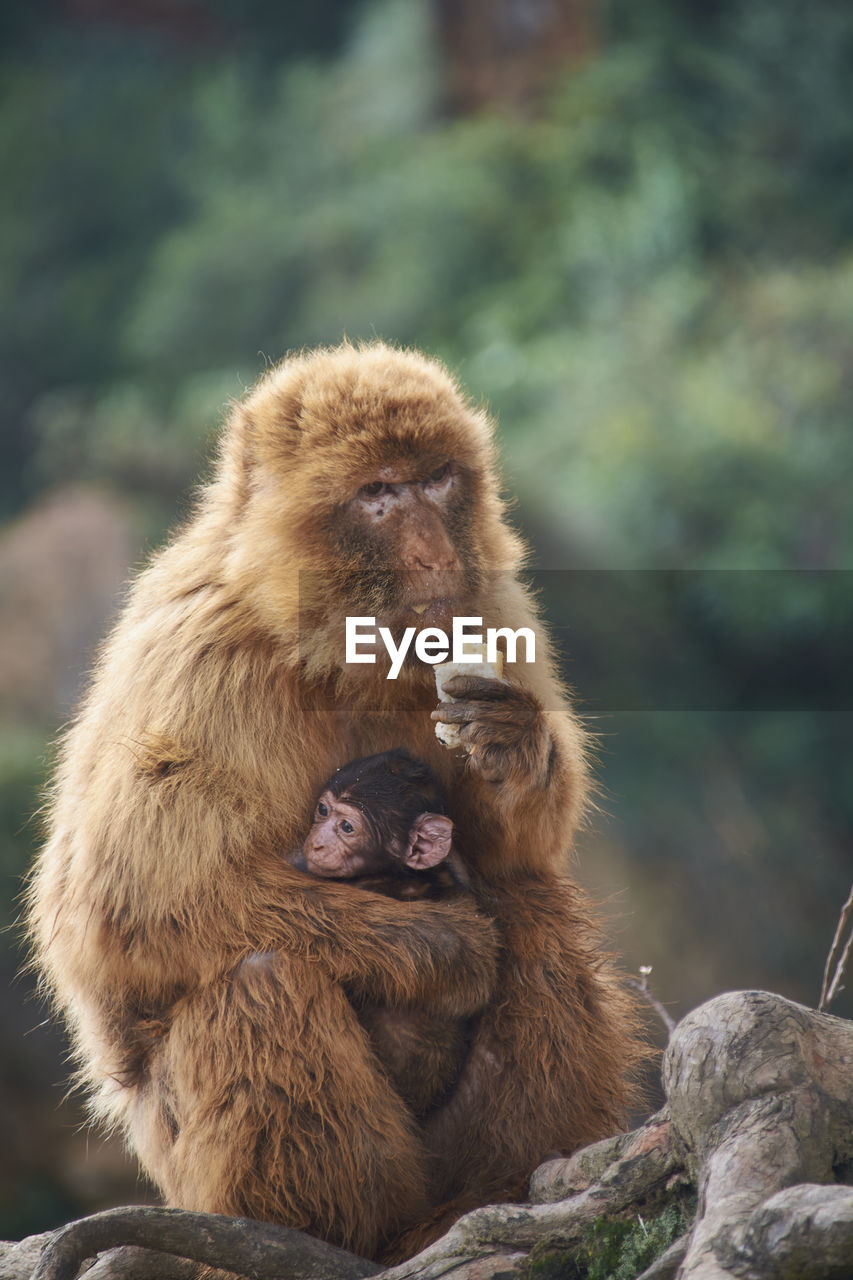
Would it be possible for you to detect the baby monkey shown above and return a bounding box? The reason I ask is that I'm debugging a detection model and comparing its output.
[291,750,479,1117]
[295,749,464,897]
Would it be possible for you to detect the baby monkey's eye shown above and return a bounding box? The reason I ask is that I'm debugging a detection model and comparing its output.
[317,802,328,818]
[360,480,387,498]
[340,819,355,834]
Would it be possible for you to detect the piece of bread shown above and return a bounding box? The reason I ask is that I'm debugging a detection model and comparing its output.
[434,645,504,749]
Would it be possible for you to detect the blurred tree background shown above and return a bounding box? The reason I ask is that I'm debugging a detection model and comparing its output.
[1,0,851,1239]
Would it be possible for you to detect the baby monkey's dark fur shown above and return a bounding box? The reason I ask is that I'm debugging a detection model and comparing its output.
[294,749,474,1116]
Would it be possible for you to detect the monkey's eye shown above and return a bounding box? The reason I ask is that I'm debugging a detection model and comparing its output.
[359,480,388,498]
[426,462,450,484]
[340,819,355,834]
[316,801,328,818]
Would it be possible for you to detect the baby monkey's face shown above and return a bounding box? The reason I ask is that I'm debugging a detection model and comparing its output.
[303,791,383,878]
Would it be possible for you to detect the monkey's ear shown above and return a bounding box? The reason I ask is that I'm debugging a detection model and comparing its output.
[405,813,453,869]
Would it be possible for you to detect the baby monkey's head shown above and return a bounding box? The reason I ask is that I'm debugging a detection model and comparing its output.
[301,749,453,879]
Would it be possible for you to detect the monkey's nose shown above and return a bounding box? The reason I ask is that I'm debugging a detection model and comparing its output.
[409,553,459,572]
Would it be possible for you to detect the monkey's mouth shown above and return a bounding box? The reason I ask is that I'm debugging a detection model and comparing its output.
[305,852,353,877]
[407,597,458,626]
[304,861,343,878]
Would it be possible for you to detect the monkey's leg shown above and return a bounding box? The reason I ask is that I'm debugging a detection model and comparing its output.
[357,1005,470,1118]
[128,954,431,1262]
[421,876,644,1210]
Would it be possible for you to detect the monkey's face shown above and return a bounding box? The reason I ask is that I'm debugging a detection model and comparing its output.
[330,455,483,633]
[302,790,389,878]
[222,345,525,673]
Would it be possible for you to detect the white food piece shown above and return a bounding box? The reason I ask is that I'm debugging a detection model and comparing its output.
[434,645,505,749]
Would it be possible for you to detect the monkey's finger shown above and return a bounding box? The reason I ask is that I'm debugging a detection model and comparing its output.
[431,702,480,725]
[432,700,537,727]
[438,675,513,701]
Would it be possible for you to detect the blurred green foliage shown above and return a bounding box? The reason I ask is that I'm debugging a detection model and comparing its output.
[1,0,852,1235]
[0,731,44,933]
[0,0,851,561]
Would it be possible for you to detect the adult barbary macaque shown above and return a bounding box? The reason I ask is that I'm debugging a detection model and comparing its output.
[29,341,644,1262]
[291,748,475,1118]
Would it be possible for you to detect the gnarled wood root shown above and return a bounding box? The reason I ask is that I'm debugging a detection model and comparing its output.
[3,991,851,1280]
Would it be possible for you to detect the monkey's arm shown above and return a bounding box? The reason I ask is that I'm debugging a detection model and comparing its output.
[243,859,498,1016]
[31,793,497,1022]
[434,672,586,872]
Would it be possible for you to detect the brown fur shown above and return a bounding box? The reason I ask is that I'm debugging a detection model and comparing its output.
[345,864,476,1121]
[28,341,644,1261]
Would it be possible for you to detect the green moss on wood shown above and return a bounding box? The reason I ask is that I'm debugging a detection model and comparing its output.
[522,1198,695,1280]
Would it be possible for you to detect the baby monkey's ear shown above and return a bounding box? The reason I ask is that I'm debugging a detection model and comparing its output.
[404,813,454,869]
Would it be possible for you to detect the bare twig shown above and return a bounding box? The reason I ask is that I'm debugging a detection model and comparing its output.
[627,965,676,1039]
[33,1207,381,1280]
[818,882,853,1011]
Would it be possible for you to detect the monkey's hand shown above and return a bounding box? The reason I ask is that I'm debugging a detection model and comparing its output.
[430,675,553,789]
